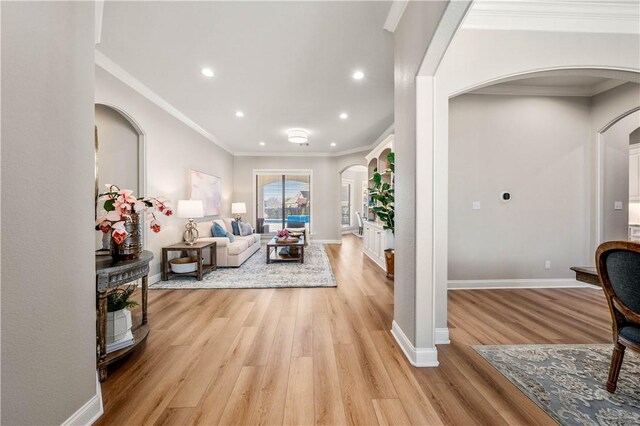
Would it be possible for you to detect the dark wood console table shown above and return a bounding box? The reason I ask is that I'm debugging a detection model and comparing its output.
[96,250,153,381]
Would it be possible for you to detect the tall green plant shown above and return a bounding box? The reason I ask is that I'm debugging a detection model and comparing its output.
[369,152,394,233]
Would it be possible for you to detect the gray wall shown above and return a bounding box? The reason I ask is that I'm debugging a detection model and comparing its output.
[601,111,640,241]
[95,67,235,276]
[448,94,592,280]
[95,104,140,249]
[1,2,97,424]
[393,0,448,344]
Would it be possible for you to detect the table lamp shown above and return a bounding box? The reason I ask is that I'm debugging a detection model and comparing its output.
[232,202,246,221]
[177,200,204,245]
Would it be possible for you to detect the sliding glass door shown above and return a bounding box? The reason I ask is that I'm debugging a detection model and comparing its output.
[256,171,311,234]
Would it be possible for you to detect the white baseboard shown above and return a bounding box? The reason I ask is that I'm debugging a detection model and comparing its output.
[391,321,439,367]
[313,239,343,244]
[435,327,450,345]
[447,278,598,290]
[61,372,103,425]
[149,273,161,284]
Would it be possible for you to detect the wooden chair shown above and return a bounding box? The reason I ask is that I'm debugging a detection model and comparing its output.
[595,241,640,393]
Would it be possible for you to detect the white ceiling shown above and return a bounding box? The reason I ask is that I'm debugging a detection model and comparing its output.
[469,74,633,97]
[97,1,394,155]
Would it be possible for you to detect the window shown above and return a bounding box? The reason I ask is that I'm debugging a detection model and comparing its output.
[255,171,311,234]
[341,180,351,227]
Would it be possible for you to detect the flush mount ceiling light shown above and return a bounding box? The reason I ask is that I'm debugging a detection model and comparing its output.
[287,128,309,144]
[352,70,364,80]
[339,112,348,120]
[235,111,244,118]
[201,67,214,77]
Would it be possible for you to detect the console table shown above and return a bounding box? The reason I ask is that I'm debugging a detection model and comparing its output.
[96,250,153,381]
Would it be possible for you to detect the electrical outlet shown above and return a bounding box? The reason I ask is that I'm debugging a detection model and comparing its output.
[545,260,551,269]
[472,201,481,210]
[614,201,623,210]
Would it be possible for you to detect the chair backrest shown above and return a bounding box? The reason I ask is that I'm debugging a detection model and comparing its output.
[356,212,364,227]
[596,241,640,334]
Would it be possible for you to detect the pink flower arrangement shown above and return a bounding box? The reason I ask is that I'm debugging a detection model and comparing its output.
[96,184,172,244]
[277,229,290,239]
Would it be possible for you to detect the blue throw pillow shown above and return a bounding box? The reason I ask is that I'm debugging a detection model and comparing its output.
[212,223,235,242]
[231,220,240,236]
[239,221,253,236]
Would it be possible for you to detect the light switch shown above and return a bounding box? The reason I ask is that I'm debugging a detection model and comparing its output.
[472,201,481,210]
[615,201,623,210]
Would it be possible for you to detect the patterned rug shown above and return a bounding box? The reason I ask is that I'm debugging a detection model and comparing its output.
[150,243,336,289]
[474,344,640,425]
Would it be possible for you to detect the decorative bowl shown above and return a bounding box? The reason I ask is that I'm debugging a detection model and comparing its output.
[170,256,198,273]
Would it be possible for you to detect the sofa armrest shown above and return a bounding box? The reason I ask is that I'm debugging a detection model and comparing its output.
[198,236,230,247]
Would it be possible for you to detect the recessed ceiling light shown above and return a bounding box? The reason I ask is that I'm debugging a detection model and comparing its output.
[352,71,364,80]
[340,113,348,120]
[259,141,265,146]
[330,142,337,147]
[201,68,214,77]
[235,111,244,118]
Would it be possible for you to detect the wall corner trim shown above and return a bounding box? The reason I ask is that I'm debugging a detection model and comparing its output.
[435,327,450,345]
[61,373,103,426]
[391,321,439,367]
[447,278,598,290]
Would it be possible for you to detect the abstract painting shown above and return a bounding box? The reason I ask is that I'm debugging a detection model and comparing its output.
[190,170,221,216]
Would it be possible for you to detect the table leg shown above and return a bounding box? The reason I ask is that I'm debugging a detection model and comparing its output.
[211,245,216,271]
[197,248,203,281]
[267,246,270,264]
[162,249,168,281]
[142,274,148,325]
[97,290,108,381]
[301,246,305,264]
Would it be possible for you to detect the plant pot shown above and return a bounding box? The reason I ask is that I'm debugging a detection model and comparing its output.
[111,213,143,261]
[386,229,395,250]
[106,308,132,344]
[384,249,395,279]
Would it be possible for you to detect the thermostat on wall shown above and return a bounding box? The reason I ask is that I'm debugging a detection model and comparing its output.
[500,191,511,202]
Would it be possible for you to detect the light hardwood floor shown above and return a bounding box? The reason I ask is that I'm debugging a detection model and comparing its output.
[97,235,612,425]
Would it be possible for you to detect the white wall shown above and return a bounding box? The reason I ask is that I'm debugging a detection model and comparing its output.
[448,94,592,280]
[95,66,235,276]
[601,111,640,241]
[1,2,98,424]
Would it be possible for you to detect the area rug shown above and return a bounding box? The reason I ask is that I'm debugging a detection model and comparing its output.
[150,243,336,289]
[473,344,640,425]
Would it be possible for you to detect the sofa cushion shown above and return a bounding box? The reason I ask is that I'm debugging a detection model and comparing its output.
[213,219,227,232]
[222,218,235,233]
[213,223,235,242]
[197,236,229,247]
[239,221,253,236]
[227,240,249,255]
[196,221,214,237]
[231,220,240,235]
[236,235,257,247]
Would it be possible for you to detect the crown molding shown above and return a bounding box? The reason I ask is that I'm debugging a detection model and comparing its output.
[470,80,627,97]
[463,0,640,34]
[95,50,233,154]
[383,1,409,33]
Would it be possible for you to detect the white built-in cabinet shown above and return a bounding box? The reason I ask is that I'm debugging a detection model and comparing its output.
[630,144,640,201]
[362,134,394,271]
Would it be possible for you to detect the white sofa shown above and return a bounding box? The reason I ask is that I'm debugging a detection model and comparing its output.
[195,218,260,267]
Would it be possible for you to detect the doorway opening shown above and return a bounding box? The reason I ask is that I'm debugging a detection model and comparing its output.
[339,165,368,237]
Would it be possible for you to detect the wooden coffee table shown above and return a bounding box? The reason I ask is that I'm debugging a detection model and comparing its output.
[266,236,305,264]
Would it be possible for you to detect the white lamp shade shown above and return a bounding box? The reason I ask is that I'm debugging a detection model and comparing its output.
[177,200,204,218]
[232,202,247,214]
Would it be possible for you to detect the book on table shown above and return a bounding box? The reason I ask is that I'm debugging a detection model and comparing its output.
[106,329,134,353]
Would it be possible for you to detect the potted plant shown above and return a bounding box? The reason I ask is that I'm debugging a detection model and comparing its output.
[96,184,173,261]
[106,285,139,344]
[369,152,395,278]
